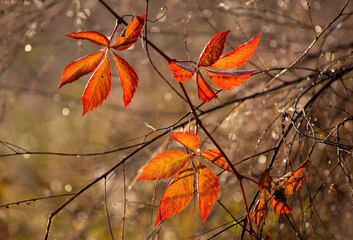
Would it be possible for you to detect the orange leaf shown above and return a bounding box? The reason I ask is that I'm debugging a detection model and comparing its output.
[168,61,195,82]
[66,31,109,47]
[198,31,230,67]
[258,169,273,190]
[136,150,191,181]
[204,68,255,90]
[81,55,112,116]
[197,72,217,102]
[112,13,146,50]
[170,131,200,153]
[59,51,104,88]
[155,162,194,226]
[199,149,234,174]
[266,190,293,215]
[252,190,268,226]
[210,33,261,69]
[110,51,139,108]
[197,161,220,223]
[276,163,310,194]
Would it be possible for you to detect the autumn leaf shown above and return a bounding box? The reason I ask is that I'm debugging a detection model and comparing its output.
[81,55,112,116]
[204,68,256,90]
[197,161,220,222]
[210,33,261,69]
[59,51,105,88]
[136,150,190,181]
[112,14,146,50]
[66,31,109,47]
[168,61,195,82]
[110,51,139,108]
[252,190,268,226]
[198,31,230,67]
[276,163,310,194]
[266,190,293,215]
[155,162,194,226]
[258,169,273,190]
[170,131,201,152]
[197,72,217,102]
[199,149,234,173]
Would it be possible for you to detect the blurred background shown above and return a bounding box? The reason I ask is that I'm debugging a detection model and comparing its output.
[0,0,352,239]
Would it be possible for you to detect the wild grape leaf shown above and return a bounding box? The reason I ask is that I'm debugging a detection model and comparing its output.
[168,61,195,82]
[112,13,146,50]
[155,162,194,226]
[204,68,256,90]
[81,56,112,116]
[59,51,104,88]
[210,34,261,69]
[170,131,200,153]
[199,149,234,174]
[110,51,139,108]
[66,31,109,47]
[197,72,217,102]
[197,161,220,223]
[136,150,191,181]
[258,169,273,191]
[266,190,293,215]
[252,190,268,226]
[276,163,310,194]
[198,31,230,67]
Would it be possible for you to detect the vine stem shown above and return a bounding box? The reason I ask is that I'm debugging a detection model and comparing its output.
[178,82,255,235]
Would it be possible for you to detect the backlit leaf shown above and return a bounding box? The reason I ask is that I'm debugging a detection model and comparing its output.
[199,149,234,174]
[276,163,310,194]
[258,169,273,190]
[197,72,217,102]
[197,161,220,223]
[210,34,260,69]
[155,162,194,226]
[59,51,104,88]
[168,61,195,82]
[198,31,230,67]
[110,51,139,108]
[266,190,293,215]
[170,131,200,153]
[81,55,112,116]
[252,190,268,226]
[112,13,146,50]
[136,150,191,181]
[66,31,109,47]
[204,68,255,90]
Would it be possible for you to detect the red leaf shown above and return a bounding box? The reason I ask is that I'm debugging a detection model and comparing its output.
[266,190,293,215]
[170,131,200,153]
[66,31,109,47]
[112,14,146,50]
[168,61,195,82]
[204,68,255,90]
[59,51,104,88]
[252,190,268,226]
[198,31,230,67]
[136,150,191,181]
[155,162,194,226]
[276,163,310,194]
[258,169,273,191]
[199,149,234,174]
[110,51,139,108]
[197,72,217,102]
[210,34,261,69]
[81,55,112,116]
[197,161,220,223]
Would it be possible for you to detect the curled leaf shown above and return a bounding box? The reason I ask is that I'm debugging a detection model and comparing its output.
[81,55,112,116]
[170,131,200,153]
[155,162,194,226]
[266,190,293,215]
[252,190,268,226]
[136,150,191,181]
[258,169,273,190]
[59,51,104,88]
[112,13,146,50]
[197,72,217,102]
[66,31,109,47]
